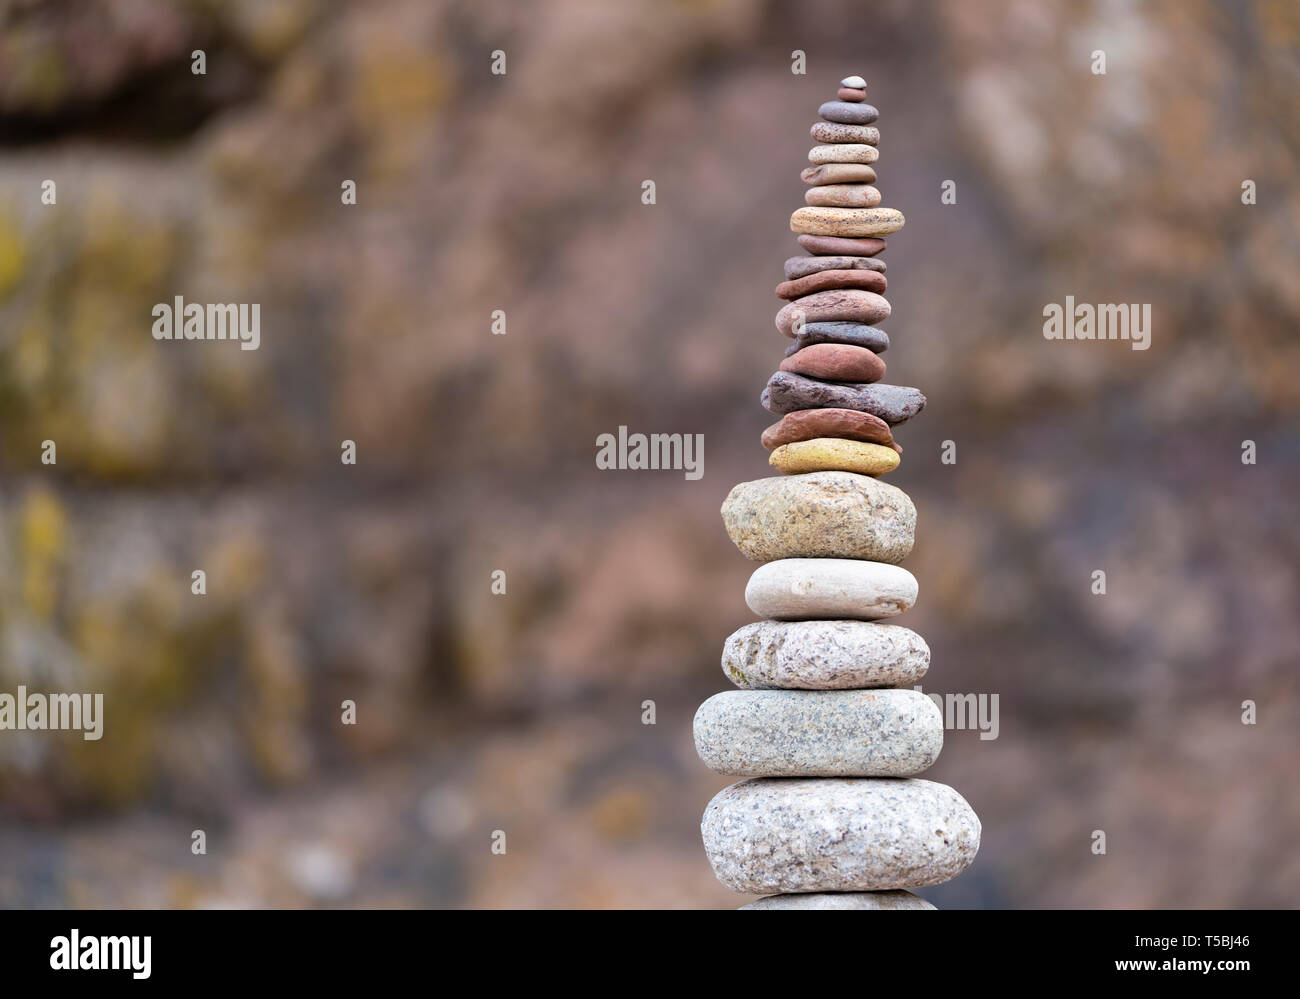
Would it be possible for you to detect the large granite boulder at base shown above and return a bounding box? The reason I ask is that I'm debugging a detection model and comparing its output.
[702,778,981,893]
[742,891,936,910]
[721,471,915,563]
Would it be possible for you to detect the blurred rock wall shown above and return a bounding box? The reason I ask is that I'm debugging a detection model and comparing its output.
[1,0,1297,907]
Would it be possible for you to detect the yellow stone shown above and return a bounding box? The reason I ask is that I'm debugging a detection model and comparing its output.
[791,206,905,238]
[769,438,900,477]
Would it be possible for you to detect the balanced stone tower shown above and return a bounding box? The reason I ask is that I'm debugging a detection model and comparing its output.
[696,76,981,910]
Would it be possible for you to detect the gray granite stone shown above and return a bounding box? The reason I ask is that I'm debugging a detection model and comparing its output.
[694,689,943,777]
[722,619,929,689]
[721,471,915,563]
[702,778,981,893]
[819,100,879,125]
[784,322,889,356]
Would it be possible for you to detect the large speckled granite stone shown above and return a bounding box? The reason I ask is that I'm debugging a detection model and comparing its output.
[742,891,936,910]
[693,689,942,777]
[721,471,915,563]
[702,778,980,893]
[721,619,930,690]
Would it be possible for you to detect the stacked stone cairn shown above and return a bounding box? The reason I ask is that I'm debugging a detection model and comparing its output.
[695,76,981,910]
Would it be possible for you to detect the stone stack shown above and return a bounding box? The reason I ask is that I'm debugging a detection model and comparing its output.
[696,77,980,910]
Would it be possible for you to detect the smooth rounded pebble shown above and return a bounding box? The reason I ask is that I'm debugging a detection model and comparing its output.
[775,288,891,334]
[784,321,889,354]
[785,254,885,279]
[779,342,885,382]
[761,408,896,452]
[841,74,867,89]
[743,891,935,910]
[721,471,915,564]
[702,778,980,893]
[805,183,882,208]
[796,233,886,255]
[791,206,905,238]
[819,100,879,125]
[836,87,868,103]
[776,268,886,299]
[694,689,942,778]
[802,162,877,186]
[763,372,926,426]
[721,619,930,690]
[809,143,878,165]
[745,558,918,619]
[770,438,900,477]
[811,121,880,145]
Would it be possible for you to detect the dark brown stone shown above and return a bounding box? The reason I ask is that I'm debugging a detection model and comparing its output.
[796,234,887,256]
[776,269,887,299]
[761,408,899,453]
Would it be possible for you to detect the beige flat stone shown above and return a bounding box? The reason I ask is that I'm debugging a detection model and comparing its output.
[809,143,878,165]
[770,438,900,477]
[805,184,881,208]
[791,206,905,237]
[801,163,876,186]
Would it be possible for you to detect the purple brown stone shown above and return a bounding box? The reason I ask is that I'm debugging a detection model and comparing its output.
[785,256,885,280]
[775,269,887,300]
[762,371,926,426]
[837,87,867,102]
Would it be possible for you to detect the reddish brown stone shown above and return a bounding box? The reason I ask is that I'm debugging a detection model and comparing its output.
[775,289,891,335]
[837,87,868,102]
[796,234,887,256]
[776,269,887,299]
[779,343,886,383]
[761,408,898,452]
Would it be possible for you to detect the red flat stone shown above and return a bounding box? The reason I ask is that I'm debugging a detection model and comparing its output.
[779,342,886,383]
[775,269,887,300]
[761,407,898,451]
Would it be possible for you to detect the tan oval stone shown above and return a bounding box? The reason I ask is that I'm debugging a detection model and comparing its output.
[791,206,905,238]
[801,164,877,186]
[805,184,881,208]
[809,143,878,164]
[811,121,880,145]
[721,471,915,563]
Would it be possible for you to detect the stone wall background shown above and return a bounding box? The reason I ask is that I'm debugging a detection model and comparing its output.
[1,0,1297,908]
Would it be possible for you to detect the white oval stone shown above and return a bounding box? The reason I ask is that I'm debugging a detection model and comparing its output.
[702,778,980,893]
[745,558,917,620]
[693,689,942,777]
[723,619,929,689]
[840,75,867,89]
[742,891,935,910]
